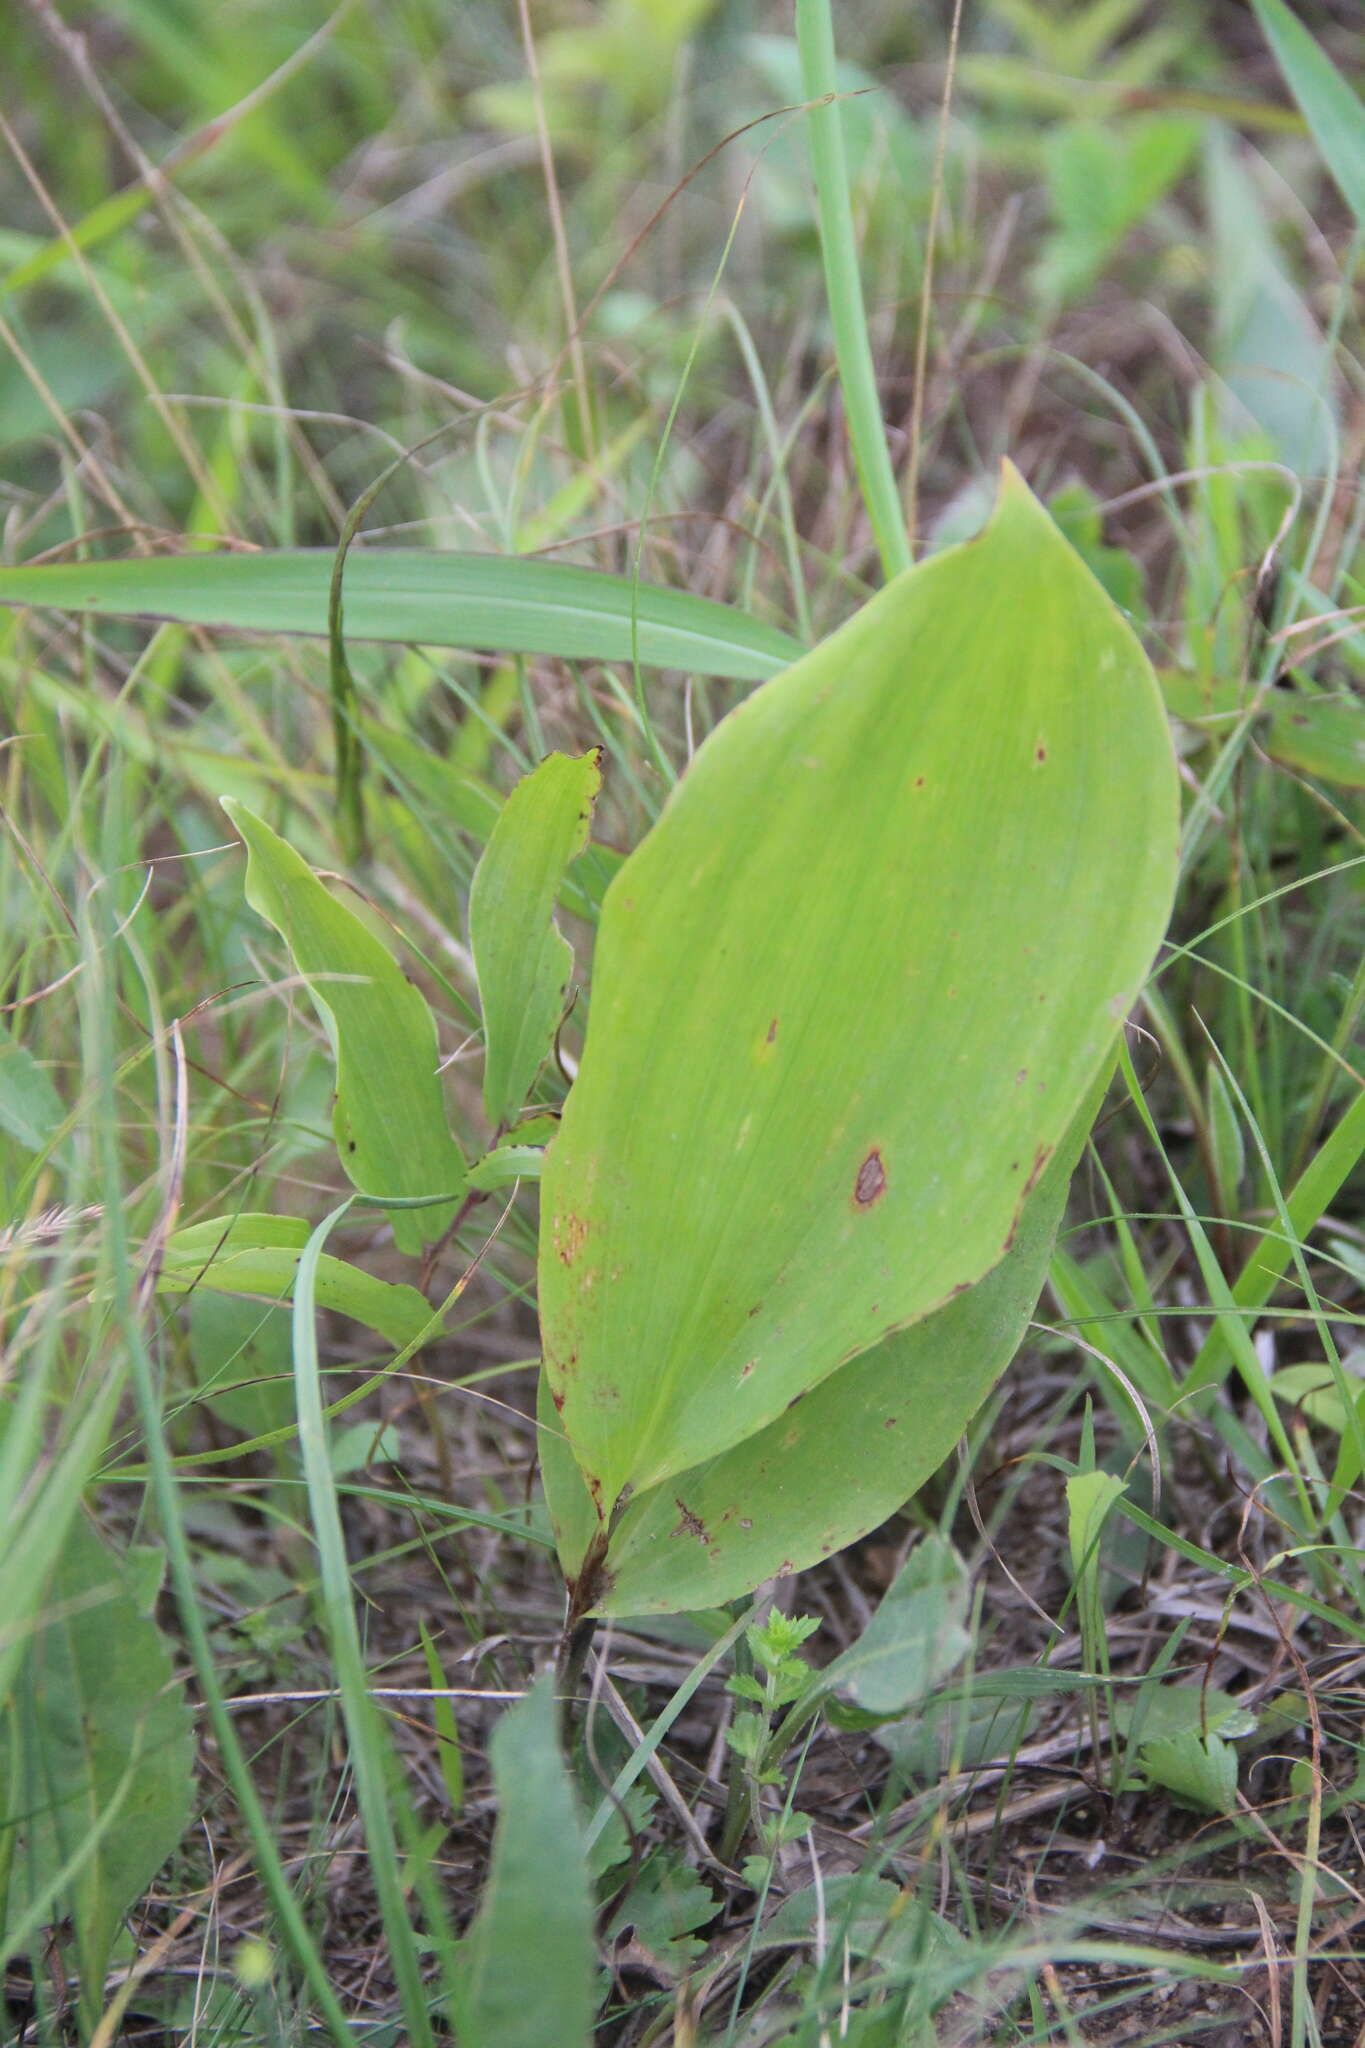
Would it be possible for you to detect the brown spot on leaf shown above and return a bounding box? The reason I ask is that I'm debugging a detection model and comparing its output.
[555,1212,588,1265]
[1016,1068,1028,1085]
[672,1498,709,1545]
[1035,744,1047,762]
[740,1361,756,1380]
[550,1387,565,1413]
[766,1017,778,1044]
[913,775,926,789]
[739,1517,753,1531]
[854,1149,887,1207]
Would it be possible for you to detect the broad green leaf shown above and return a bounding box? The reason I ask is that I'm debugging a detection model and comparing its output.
[1,1520,194,2028]
[187,1292,295,1441]
[1114,1683,1258,1746]
[0,550,803,682]
[159,1212,435,1349]
[462,1675,594,2048]
[541,465,1178,1534]
[1264,688,1365,788]
[1251,0,1365,231]
[818,1536,970,1716]
[1270,1356,1365,1436]
[0,1029,65,1157]
[1206,127,1338,475]
[756,1874,957,1969]
[223,802,465,1252]
[540,1094,1087,1614]
[469,750,603,1130]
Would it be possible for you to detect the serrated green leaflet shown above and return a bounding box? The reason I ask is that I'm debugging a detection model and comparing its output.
[224,802,465,1252]
[540,465,1179,1557]
[469,749,603,1131]
[0,550,803,681]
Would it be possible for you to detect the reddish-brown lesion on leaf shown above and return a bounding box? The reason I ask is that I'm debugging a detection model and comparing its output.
[672,1497,710,1545]
[1021,1142,1051,1198]
[554,1212,588,1265]
[854,1148,887,1207]
[766,1016,779,1044]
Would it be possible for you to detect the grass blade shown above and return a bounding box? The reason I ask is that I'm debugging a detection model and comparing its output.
[291,1201,439,2048]
[0,551,804,681]
[1251,0,1365,230]
[795,0,911,580]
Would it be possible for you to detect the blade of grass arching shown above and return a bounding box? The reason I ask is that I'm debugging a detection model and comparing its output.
[1203,1036,1365,1534]
[1288,923,1365,1183]
[1116,1042,1317,1532]
[1251,0,1365,231]
[718,302,814,646]
[581,1608,753,1856]
[794,0,910,582]
[0,552,804,681]
[1183,1078,1365,1399]
[290,1201,439,2048]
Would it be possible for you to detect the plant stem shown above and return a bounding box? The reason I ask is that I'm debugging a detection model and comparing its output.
[556,1613,599,1746]
[795,0,911,583]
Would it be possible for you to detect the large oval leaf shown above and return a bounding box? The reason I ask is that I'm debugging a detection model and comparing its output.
[539,465,1178,1521]
[539,1090,1086,1615]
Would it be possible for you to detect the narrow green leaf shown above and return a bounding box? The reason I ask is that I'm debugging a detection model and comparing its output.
[1251,0,1365,230]
[223,803,465,1252]
[1205,1059,1246,1204]
[1066,1470,1129,1582]
[418,1621,465,1819]
[160,1212,436,1349]
[3,1520,194,2027]
[466,1143,546,1191]
[290,1203,437,2047]
[469,750,603,1130]
[463,1675,594,2048]
[542,465,1178,1538]
[0,551,803,682]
